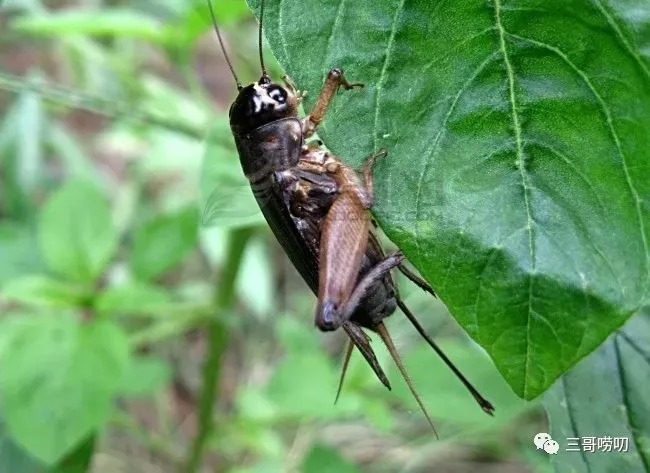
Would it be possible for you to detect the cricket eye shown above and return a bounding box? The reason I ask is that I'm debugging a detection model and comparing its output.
[268,85,287,104]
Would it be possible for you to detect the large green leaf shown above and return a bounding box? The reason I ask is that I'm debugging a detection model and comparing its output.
[0,314,129,464]
[544,310,650,473]
[247,0,650,398]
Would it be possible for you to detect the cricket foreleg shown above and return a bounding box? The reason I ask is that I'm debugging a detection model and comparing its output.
[302,68,363,137]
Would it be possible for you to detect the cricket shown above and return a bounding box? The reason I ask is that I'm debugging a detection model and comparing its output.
[210,0,495,432]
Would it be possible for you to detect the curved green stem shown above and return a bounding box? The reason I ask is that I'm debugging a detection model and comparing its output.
[0,72,205,139]
[184,227,254,473]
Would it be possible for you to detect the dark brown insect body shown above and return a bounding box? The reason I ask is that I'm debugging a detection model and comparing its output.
[209,0,494,430]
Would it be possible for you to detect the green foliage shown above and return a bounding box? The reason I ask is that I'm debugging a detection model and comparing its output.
[0,314,129,464]
[12,10,166,41]
[248,0,650,400]
[544,310,650,473]
[120,356,172,398]
[0,223,42,284]
[200,126,264,228]
[1,275,86,308]
[302,444,361,473]
[95,282,173,316]
[38,181,117,283]
[130,206,199,281]
[1,0,646,472]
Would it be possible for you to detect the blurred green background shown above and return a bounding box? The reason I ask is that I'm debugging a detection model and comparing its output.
[0,0,552,471]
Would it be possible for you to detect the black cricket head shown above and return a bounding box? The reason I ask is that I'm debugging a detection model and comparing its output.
[207,0,297,134]
[228,77,298,134]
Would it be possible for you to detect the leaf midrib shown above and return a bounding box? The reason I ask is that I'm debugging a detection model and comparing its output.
[493,0,537,399]
[372,0,406,153]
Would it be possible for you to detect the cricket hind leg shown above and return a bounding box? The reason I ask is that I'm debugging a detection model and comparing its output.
[339,251,405,323]
[397,263,437,297]
[375,322,439,437]
[396,298,495,415]
[342,322,391,390]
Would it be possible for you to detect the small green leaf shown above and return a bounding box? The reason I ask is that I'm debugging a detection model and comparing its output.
[130,206,198,281]
[200,125,265,228]
[0,314,130,464]
[544,310,650,473]
[47,123,97,182]
[1,89,44,217]
[1,275,86,308]
[119,356,172,397]
[0,417,94,473]
[0,222,42,285]
[95,282,173,317]
[302,444,361,473]
[50,436,95,473]
[250,0,650,398]
[265,353,342,419]
[0,415,42,473]
[38,181,117,283]
[266,318,362,420]
[236,236,274,318]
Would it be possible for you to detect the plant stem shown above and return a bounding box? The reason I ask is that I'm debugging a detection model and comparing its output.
[184,227,254,473]
[0,72,205,139]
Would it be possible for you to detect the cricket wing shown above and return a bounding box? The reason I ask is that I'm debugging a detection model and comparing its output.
[254,174,320,294]
[316,192,369,330]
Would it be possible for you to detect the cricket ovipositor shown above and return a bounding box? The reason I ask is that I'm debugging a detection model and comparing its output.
[207,0,494,432]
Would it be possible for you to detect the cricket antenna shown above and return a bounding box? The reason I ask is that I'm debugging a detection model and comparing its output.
[376,323,439,438]
[258,0,269,82]
[207,0,242,90]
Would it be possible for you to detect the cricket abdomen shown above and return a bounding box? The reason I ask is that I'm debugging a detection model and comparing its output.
[278,148,398,331]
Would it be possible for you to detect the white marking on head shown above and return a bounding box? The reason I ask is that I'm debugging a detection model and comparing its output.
[253,82,283,110]
[252,95,263,113]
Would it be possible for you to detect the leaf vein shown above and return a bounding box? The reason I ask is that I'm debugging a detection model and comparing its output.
[372,0,406,152]
[529,140,625,295]
[614,336,650,470]
[562,376,593,472]
[322,0,347,73]
[472,247,499,343]
[277,0,290,65]
[591,0,650,80]
[493,0,536,399]
[508,32,650,302]
[413,52,498,269]
[618,330,650,365]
